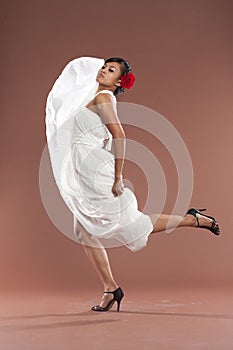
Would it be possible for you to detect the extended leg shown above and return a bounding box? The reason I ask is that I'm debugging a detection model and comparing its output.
[148,212,214,234]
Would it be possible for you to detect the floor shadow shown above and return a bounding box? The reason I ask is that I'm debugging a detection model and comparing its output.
[1,311,96,320]
[1,309,233,323]
[1,318,118,331]
[119,310,233,320]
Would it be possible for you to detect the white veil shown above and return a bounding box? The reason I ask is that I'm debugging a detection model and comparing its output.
[45,56,105,192]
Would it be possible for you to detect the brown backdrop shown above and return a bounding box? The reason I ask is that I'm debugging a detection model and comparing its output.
[1,0,233,292]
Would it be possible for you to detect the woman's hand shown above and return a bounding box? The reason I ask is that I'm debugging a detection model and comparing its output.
[112,176,124,197]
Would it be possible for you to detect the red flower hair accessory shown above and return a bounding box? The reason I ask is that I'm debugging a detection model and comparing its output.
[120,72,136,89]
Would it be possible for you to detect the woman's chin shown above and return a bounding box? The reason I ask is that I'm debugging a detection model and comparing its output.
[97,76,109,85]
[96,76,103,83]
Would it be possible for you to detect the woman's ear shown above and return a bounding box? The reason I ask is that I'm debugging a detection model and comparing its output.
[114,79,121,88]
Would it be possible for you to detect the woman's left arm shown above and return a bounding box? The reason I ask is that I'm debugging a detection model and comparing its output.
[95,93,126,196]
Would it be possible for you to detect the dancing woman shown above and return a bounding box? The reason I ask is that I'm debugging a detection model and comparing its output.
[45,56,220,313]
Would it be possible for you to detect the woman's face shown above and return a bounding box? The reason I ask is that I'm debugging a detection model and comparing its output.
[96,61,122,89]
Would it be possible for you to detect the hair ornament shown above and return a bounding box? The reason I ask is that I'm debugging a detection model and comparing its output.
[120,72,136,89]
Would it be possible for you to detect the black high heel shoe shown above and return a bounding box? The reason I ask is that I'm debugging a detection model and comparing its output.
[186,208,220,235]
[91,287,124,312]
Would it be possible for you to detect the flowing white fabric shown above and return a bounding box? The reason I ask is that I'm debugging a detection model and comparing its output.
[45,56,153,252]
[45,56,104,188]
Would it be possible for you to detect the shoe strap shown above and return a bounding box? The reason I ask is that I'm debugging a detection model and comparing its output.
[104,287,119,294]
[196,214,200,227]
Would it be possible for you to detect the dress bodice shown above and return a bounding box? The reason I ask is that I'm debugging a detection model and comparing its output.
[72,90,116,151]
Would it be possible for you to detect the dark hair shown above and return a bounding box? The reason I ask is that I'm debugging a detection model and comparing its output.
[104,57,132,96]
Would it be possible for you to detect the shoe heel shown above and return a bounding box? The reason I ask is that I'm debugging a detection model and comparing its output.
[114,287,124,312]
[117,300,121,312]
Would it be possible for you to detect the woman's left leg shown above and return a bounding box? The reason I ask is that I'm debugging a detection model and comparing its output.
[74,218,119,308]
[82,245,119,308]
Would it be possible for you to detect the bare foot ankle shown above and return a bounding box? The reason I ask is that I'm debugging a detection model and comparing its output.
[104,284,119,292]
[100,284,119,308]
[99,292,115,308]
[196,213,216,228]
[185,214,197,227]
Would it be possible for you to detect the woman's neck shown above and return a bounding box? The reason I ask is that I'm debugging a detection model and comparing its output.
[96,84,116,94]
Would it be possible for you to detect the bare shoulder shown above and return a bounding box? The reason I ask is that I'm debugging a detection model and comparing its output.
[94,92,113,105]
[94,92,125,137]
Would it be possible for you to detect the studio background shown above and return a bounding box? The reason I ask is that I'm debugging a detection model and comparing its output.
[1,0,233,293]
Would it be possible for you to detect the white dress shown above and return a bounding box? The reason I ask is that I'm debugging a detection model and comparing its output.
[58,89,154,252]
[45,57,153,252]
